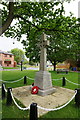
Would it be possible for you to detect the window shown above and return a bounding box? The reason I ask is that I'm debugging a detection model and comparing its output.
[4,61,7,64]
[10,55,12,57]
[4,54,7,57]
[4,61,11,64]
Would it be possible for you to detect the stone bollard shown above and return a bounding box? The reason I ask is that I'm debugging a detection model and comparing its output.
[62,77,66,86]
[2,83,6,99]
[6,87,12,106]
[66,71,68,74]
[57,70,59,74]
[24,76,27,84]
[75,88,80,107]
[29,103,38,120]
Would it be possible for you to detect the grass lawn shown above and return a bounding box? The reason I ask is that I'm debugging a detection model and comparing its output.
[2,66,20,69]
[2,98,29,119]
[2,64,38,70]
[2,70,36,88]
[0,70,80,119]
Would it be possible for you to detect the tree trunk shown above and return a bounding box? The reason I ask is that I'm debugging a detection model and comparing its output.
[0,2,14,36]
[54,61,56,71]
[52,60,56,71]
[49,59,56,71]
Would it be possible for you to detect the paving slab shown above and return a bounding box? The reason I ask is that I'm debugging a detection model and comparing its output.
[12,86,75,117]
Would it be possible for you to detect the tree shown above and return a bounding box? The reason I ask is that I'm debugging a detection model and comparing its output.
[25,16,79,71]
[1,1,77,38]
[23,59,29,65]
[11,48,24,64]
[47,19,79,71]
[0,0,74,36]
[0,2,14,35]
[0,1,79,71]
[1,1,79,45]
[47,34,68,71]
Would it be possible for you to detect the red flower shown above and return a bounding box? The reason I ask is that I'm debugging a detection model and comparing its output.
[31,86,39,94]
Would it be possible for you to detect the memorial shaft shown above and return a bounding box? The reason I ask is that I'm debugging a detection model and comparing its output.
[40,33,47,71]
[40,48,47,71]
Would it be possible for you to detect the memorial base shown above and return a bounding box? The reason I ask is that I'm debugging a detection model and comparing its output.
[34,71,56,96]
[38,87,56,96]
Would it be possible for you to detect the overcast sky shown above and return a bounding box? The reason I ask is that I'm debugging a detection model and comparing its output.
[0,0,80,52]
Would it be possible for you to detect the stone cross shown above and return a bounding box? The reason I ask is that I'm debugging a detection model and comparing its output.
[34,32,56,96]
[39,33,49,71]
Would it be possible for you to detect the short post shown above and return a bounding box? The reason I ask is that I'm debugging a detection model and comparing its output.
[75,88,80,107]
[24,76,27,84]
[62,77,66,86]
[6,87,12,106]
[66,71,68,74]
[21,61,23,71]
[2,83,6,99]
[32,83,34,86]
[57,71,59,74]
[29,103,38,120]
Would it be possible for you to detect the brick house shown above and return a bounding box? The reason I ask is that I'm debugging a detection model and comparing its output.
[0,51,16,67]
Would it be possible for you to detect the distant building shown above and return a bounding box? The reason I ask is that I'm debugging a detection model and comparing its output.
[56,62,70,70]
[0,51,16,67]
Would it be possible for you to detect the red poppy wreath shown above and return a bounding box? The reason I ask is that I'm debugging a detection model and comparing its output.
[31,86,39,94]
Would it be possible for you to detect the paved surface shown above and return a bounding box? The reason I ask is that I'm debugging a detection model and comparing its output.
[26,67,39,70]
[12,86,75,117]
[2,69,20,71]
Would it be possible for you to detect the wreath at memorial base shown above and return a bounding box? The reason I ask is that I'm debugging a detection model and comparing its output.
[31,86,39,94]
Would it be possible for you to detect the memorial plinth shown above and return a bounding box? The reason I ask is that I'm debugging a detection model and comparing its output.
[35,71,56,96]
[34,33,56,96]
